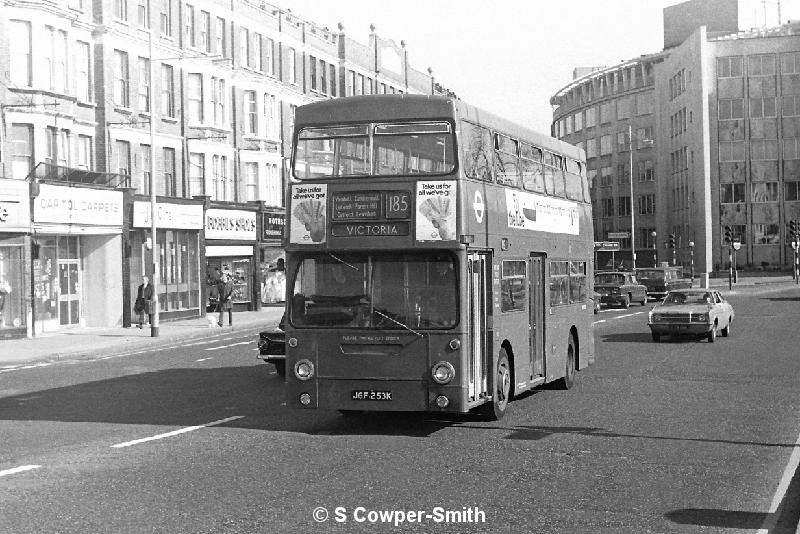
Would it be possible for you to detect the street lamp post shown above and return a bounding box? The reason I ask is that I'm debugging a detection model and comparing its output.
[628,124,636,271]
[651,231,657,266]
[148,29,159,337]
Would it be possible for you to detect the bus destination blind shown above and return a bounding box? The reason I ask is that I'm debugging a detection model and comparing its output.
[331,191,411,237]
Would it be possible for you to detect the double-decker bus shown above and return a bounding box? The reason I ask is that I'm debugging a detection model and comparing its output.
[283,94,594,420]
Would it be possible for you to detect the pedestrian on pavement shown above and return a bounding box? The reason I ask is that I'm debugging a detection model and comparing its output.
[217,273,234,327]
[134,275,154,328]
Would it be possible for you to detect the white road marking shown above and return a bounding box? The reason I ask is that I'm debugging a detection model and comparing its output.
[594,311,647,325]
[0,363,53,374]
[757,428,800,533]
[195,357,213,362]
[0,465,41,477]
[111,416,243,448]
[203,341,251,351]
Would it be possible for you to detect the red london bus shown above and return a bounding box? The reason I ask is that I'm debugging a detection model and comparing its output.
[283,94,594,420]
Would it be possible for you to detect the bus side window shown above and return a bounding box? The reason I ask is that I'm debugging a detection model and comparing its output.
[552,154,566,198]
[494,133,520,188]
[461,121,493,181]
[565,159,583,201]
[520,143,545,193]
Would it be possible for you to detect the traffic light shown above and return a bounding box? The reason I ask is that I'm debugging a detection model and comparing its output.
[724,226,732,245]
[790,219,798,239]
[667,234,676,249]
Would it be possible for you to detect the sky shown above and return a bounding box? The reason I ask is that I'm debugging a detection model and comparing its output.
[272,0,800,133]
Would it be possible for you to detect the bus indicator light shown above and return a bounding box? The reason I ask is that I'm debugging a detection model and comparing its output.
[448,339,461,351]
[294,359,315,381]
[299,393,312,406]
[435,395,450,408]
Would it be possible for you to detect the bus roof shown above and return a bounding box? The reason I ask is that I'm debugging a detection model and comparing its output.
[294,95,584,163]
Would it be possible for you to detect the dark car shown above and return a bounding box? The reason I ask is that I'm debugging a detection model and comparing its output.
[594,271,648,309]
[635,266,692,300]
[258,314,286,377]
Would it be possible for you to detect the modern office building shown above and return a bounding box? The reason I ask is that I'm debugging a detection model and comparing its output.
[0,0,449,336]
[551,0,800,276]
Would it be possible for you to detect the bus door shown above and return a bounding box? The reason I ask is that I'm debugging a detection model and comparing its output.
[529,253,546,378]
[467,252,491,401]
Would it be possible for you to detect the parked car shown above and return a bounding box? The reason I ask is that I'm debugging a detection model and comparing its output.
[635,266,692,300]
[648,289,734,343]
[593,271,648,309]
[258,314,286,377]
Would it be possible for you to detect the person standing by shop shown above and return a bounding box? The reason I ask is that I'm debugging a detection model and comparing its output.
[134,275,154,329]
[217,273,234,327]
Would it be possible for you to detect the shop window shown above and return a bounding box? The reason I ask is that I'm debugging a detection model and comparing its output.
[0,246,26,330]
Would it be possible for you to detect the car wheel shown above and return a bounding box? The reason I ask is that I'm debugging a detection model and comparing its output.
[721,319,731,337]
[707,324,717,343]
[640,294,648,306]
[622,295,630,309]
[482,350,511,420]
[652,332,660,342]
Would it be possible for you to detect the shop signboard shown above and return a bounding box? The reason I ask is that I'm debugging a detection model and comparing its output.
[133,201,204,229]
[33,184,122,226]
[0,179,30,232]
[261,211,285,241]
[205,208,257,241]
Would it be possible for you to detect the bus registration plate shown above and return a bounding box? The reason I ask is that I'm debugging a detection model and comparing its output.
[351,390,392,401]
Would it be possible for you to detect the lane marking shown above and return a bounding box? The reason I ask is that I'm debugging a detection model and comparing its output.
[195,357,213,362]
[757,429,800,533]
[203,341,251,351]
[111,416,243,448]
[0,465,41,477]
[594,311,647,325]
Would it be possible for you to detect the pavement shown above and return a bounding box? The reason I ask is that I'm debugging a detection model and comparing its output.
[0,307,284,369]
[0,273,797,369]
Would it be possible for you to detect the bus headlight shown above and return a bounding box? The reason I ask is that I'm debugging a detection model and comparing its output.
[435,395,449,408]
[431,361,455,385]
[294,359,315,381]
[299,393,312,406]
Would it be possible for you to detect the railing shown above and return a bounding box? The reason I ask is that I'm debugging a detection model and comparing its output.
[28,162,130,188]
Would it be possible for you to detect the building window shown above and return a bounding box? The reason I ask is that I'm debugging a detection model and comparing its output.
[599,102,612,124]
[585,138,597,159]
[45,27,68,93]
[616,97,631,120]
[319,59,327,94]
[748,54,775,76]
[9,124,33,179]
[46,127,70,167]
[617,196,631,217]
[212,155,228,201]
[783,95,800,117]
[189,152,204,197]
[637,160,654,181]
[240,27,249,67]
[160,0,171,36]
[187,73,203,122]
[781,52,800,74]
[139,144,151,195]
[616,162,629,183]
[287,47,296,84]
[753,224,779,245]
[785,138,800,160]
[198,11,210,52]
[751,182,779,202]
[638,194,655,215]
[9,21,32,87]
[785,181,800,201]
[116,140,131,177]
[76,41,91,102]
[245,90,257,135]
[264,37,274,75]
[212,77,225,126]
[717,56,743,78]
[718,99,744,120]
[720,183,745,203]
[163,147,176,196]
[116,0,128,20]
[245,162,258,201]
[750,97,776,118]
[602,198,614,217]
[137,0,149,27]
[263,94,278,139]
[215,17,226,57]
[310,55,317,91]
[636,94,653,115]
[719,141,745,161]
[750,139,778,160]
[253,33,262,71]
[184,4,195,47]
[616,131,629,152]
[76,135,91,170]
[600,135,612,156]
[161,64,175,117]
[114,50,130,107]
[585,107,597,128]
[138,57,150,112]
[600,166,612,187]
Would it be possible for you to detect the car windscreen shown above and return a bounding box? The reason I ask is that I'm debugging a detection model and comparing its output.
[594,273,624,285]
[663,292,712,305]
[635,270,665,281]
[289,251,458,329]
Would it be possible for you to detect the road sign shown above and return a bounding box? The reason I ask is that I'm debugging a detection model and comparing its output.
[594,241,621,251]
[608,232,630,239]
[732,242,741,251]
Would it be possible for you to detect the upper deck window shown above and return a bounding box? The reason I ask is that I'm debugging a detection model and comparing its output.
[293,121,455,179]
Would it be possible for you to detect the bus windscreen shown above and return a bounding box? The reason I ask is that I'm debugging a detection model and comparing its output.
[289,252,457,329]
[294,122,455,179]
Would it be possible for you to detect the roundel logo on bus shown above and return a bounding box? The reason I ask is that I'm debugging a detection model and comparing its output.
[473,190,484,223]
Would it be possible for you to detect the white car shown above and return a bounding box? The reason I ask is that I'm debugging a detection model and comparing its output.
[648,289,734,343]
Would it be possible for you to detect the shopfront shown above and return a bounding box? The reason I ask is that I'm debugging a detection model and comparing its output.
[131,199,204,321]
[205,206,257,312]
[258,208,286,306]
[32,183,124,331]
[0,179,31,339]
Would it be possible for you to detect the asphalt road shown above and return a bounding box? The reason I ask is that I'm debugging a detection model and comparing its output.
[1,285,799,533]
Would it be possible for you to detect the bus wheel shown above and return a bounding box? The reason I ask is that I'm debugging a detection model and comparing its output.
[483,351,511,421]
[557,335,576,390]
